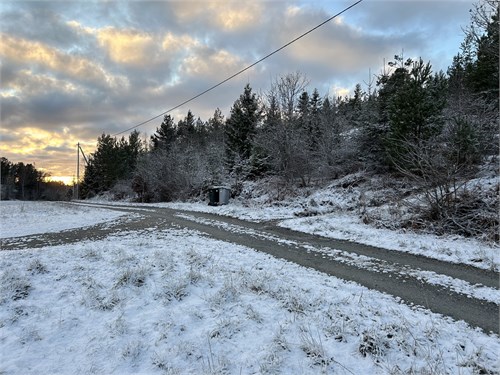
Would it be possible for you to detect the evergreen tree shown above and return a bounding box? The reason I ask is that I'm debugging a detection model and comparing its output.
[376,57,447,167]
[81,134,120,197]
[388,59,446,142]
[11,162,44,200]
[123,130,143,176]
[377,56,412,126]
[0,157,13,199]
[224,84,261,171]
[296,89,323,151]
[151,114,176,150]
[201,108,226,185]
[447,54,470,101]
[194,117,206,145]
[470,5,499,104]
[296,90,311,147]
[320,97,335,129]
[177,110,196,144]
[206,108,225,135]
[80,157,99,198]
[308,88,322,150]
[297,91,310,125]
[349,83,364,111]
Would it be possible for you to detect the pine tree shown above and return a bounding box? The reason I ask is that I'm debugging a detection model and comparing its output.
[263,93,281,131]
[376,57,447,167]
[297,91,310,126]
[349,83,363,111]
[12,162,42,200]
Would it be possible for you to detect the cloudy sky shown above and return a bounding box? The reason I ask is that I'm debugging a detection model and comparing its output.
[1,0,475,184]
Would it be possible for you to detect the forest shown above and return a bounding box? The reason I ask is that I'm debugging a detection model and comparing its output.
[0,157,70,201]
[79,1,497,239]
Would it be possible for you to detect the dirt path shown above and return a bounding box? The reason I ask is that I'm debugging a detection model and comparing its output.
[2,202,498,334]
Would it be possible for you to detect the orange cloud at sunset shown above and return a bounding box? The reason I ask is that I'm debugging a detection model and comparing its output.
[171,1,263,31]
[0,33,127,89]
[0,127,92,178]
[97,27,156,66]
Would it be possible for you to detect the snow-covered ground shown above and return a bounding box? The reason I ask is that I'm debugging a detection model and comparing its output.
[1,201,499,374]
[84,191,500,272]
[0,201,128,238]
[279,212,500,272]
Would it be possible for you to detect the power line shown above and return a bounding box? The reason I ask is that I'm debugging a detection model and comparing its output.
[112,0,363,136]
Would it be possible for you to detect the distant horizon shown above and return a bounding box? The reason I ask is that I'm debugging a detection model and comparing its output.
[44,175,74,186]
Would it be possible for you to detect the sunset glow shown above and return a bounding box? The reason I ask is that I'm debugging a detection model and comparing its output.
[45,176,75,186]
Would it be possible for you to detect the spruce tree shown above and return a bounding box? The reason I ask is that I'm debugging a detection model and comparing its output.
[177,110,196,144]
[308,88,322,150]
[224,84,261,171]
[81,134,121,197]
[470,6,499,104]
[151,114,176,150]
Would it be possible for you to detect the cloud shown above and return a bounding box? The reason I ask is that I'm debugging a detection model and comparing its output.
[0,1,81,49]
[351,0,473,33]
[0,126,80,175]
[0,127,69,156]
[97,27,156,66]
[43,145,74,154]
[181,48,245,80]
[171,1,264,31]
[0,33,129,91]
[162,32,200,53]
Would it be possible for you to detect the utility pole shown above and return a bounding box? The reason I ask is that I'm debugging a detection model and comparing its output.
[76,142,80,200]
[75,143,88,200]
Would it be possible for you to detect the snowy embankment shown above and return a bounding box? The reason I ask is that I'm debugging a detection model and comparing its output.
[0,201,499,374]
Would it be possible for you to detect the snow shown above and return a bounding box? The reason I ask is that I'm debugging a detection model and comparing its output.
[83,194,499,272]
[176,212,500,304]
[0,201,128,238]
[279,212,500,272]
[80,171,499,272]
[1,201,499,374]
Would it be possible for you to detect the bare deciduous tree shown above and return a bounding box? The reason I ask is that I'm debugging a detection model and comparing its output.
[390,134,497,239]
[274,71,309,121]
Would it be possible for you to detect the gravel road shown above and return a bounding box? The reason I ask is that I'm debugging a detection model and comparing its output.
[2,202,498,334]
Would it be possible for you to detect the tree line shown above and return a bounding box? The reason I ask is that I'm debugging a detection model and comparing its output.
[80,1,498,237]
[0,157,70,201]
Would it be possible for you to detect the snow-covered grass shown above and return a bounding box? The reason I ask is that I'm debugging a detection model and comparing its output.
[176,212,500,304]
[0,201,127,238]
[0,201,499,374]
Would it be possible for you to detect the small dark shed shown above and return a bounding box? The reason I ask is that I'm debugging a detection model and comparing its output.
[208,186,230,206]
